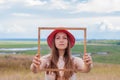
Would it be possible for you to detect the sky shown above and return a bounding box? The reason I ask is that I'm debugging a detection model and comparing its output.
[0,0,120,39]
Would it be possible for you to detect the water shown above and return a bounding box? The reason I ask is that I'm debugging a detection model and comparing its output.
[0,47,37,54]
[0,47,37,51]
[0,47,81,57]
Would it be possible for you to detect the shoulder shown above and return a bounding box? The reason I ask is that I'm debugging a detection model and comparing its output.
[39,54,51,69]
[72,56,83,61]
[72,56,84,69]
[40,54,51,61]
[41,54,51,59]
[72,56,84,64]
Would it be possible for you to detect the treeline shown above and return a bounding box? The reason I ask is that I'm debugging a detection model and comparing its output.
[87,39,120,45]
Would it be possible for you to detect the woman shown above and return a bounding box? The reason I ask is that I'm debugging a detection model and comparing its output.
[30,29,92,80]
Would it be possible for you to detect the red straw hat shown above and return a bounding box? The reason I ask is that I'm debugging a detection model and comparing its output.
[47,29,75,48]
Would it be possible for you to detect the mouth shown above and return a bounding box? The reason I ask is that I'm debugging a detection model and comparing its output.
[59,44,64,45]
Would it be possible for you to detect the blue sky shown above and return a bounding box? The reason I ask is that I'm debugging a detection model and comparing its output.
[0,0,120,39]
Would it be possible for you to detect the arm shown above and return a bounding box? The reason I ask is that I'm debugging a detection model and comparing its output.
[30,54,50,73]
[82,53,93,73]
[30,54,40,73]
[74,54,93,73]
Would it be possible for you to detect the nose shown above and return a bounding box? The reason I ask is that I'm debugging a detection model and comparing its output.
[59,38,64,43]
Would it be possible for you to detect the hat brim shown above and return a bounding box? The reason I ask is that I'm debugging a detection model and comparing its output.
[47,29,75,48]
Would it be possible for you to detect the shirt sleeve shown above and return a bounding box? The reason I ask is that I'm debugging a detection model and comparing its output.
[39,54,50,69]
[73,56,84,71]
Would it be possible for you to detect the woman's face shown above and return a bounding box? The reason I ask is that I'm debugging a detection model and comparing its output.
[55,32,68,50]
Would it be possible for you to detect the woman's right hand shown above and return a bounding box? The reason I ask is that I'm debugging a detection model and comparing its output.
[30,54,41,73]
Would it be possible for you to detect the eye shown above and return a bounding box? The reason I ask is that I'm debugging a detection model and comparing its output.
[55,37,60,39]
[63,37,67,39]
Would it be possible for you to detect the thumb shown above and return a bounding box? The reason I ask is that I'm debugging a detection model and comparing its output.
[83,53,87,58]
[36,54,40,58]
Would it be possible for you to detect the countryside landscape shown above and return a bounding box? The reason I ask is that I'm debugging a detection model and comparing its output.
[1,0,120,80]
[0,39,120,80]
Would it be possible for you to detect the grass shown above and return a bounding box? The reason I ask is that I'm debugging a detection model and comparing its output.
[0,40,120,80]
[0,54,120,80]
[0,41,37,48]
[0,40,120,79]
[77,63,120,80]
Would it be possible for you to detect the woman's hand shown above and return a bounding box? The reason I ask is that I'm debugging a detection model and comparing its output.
[83,53,92,66]
[82,53,92,72]
[30,54,41,73]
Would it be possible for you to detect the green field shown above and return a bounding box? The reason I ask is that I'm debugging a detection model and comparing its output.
[0,40,120,80]
[0,40,120,64]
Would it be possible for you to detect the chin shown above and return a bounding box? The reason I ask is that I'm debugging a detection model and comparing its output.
[57,47,66,50]
[58,48,66,50]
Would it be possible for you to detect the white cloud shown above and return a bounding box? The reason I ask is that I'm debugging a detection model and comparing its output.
[0,0,70,10]
[25,0,47,6]
[0,22,28,34]
[0,0,120,39]
[0,0,47,8]
[73,0,120,13]
[104,22,120,31]
[0,0,11,9]
[0,0,120,13]
[12,13,32,17]
[98,20,120,32]
[0,25,4,32]
[3,25,26,33]
[0,0,5,4]
[71,0,77,3]
[0,10,120,39]
[99,22,107,31]
[49,0,70,10]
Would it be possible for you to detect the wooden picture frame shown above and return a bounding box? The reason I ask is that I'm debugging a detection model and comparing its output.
[37,27,87,71]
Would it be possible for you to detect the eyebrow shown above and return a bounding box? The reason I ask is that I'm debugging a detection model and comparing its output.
[55,34,67,37]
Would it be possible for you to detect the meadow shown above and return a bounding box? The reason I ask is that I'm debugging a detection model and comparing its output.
[0,40,120,80]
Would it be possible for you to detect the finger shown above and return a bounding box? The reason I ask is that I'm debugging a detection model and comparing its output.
[84,57,92,63]
[35,54,40,58]
[86,61,92,65]
[84,53,88,55]
[84,58,92,65]
[85,62,91,65]
[33,63,39,68]
[84,53,91,56]
[83,54,91,59]
[84,58,90,61]
[86,56,92,61]
[84,56,92,61]
[84,60,91,66]
[83,56,90,60]
[33,59,41,65]
[83,54,88,58]
[34,56,39,61]
[84,55,90,58]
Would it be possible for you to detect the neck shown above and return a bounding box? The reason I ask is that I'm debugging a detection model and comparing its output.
[58,49,65,57]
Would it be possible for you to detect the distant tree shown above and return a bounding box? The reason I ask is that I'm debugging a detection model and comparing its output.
[116,42,120,45]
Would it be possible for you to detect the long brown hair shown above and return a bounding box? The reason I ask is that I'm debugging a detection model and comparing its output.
[46,35,75,80]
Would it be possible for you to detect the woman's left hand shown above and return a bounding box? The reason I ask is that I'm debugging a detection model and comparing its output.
[83,53,92,67]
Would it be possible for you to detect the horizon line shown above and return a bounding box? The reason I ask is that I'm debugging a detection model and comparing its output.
[0,38,120,41]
